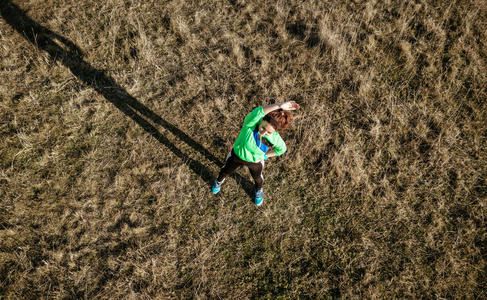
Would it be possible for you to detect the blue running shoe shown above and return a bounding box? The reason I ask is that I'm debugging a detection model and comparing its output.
[255,189,264,206]
[212,180,224,194]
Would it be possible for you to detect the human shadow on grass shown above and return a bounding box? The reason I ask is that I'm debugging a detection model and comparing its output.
[0,0,255,198]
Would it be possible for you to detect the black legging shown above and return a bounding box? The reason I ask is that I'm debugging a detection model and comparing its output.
[217,149,264,190]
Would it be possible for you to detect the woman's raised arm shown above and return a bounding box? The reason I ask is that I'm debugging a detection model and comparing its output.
[263,101,300,114]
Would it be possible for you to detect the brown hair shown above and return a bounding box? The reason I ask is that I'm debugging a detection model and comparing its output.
[265,109,294,131]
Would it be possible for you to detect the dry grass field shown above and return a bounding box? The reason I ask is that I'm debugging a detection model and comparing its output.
[1,0,486,298]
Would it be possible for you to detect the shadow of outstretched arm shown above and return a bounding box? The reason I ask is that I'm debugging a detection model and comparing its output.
[0,0,254,196]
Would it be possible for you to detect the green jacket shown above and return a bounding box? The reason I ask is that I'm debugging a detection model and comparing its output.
[233,107,287,162]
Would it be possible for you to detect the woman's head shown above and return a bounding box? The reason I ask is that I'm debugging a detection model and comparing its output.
[259,109,294,136]
[266,109,294,130]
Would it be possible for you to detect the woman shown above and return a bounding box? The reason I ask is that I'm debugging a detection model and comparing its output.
[212,101,300,206]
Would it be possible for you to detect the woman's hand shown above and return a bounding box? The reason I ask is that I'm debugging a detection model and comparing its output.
[280,101,300,111]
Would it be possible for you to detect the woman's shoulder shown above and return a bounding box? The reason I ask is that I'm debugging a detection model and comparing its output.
[243,106,265,126]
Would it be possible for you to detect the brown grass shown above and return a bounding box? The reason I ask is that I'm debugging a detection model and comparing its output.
[1,0,486,298]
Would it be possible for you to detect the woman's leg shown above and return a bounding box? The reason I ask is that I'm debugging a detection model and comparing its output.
[247,160,264,190]
[217,150,243,183]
